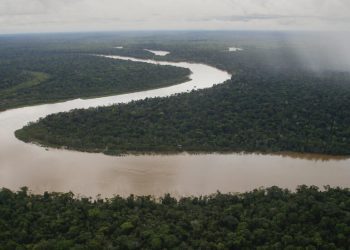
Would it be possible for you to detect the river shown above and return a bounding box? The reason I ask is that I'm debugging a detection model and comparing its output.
[0,55,349,198]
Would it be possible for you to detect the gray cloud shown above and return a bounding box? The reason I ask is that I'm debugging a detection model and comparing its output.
[0,0,349,33]
[202,14,350,24]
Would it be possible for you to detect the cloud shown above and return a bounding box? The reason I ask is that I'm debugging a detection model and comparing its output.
[0,0,349,33]
[203,14,350,24]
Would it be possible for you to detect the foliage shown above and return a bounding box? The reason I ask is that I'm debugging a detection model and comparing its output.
[4,32,350,155]
[0,48,190,111]
[0,186,349,249]
[16,70,350,156]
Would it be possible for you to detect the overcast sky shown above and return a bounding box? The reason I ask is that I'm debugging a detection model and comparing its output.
[0,0,349,34]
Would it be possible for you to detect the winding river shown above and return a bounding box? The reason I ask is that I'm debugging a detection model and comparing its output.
[0,55,349,198]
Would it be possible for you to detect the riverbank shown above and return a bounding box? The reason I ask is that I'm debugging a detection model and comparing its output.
[1,186,349,249]
[0,54,191,112]
[11,134,350,161]
[16,70,350,157]
[2,53,350,199]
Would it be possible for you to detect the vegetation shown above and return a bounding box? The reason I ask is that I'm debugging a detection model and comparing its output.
[0,50,190,111]
[0,71,50,95]
[1,31,342,111]
[0,186,349,249]
[4,32,350,155]
[16,69,350,156]
[3,32,350,249]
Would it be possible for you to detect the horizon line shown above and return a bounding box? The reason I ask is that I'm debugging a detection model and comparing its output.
[1,29,348,36]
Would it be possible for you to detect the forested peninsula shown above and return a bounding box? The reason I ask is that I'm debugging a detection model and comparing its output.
[16,70,350,156]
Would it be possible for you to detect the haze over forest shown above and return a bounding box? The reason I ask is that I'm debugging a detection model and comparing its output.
[2,0,350,72]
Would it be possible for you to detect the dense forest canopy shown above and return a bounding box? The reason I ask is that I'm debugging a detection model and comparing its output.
[2,32,350,249]
[0,186,349,249]
[16,70,350,156]
[0,42,190,111]
[10,32,350,156]
[1,31,344,75]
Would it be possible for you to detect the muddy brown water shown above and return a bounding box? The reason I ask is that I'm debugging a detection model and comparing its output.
[0,55,349,198]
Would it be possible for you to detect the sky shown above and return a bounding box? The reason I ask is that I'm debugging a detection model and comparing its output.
[0,0,349,34]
